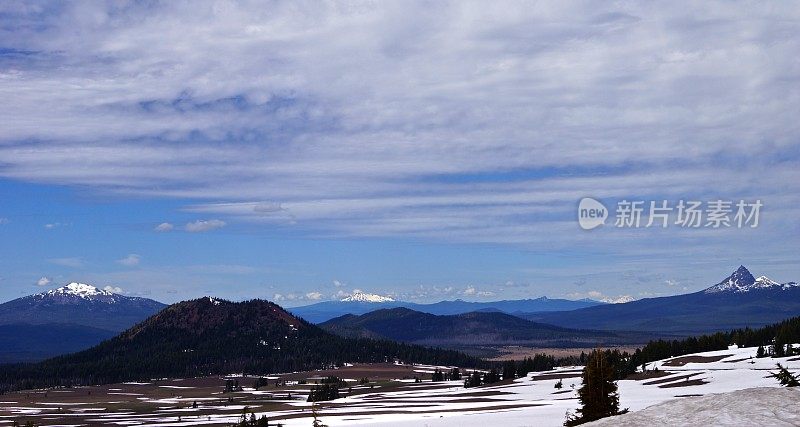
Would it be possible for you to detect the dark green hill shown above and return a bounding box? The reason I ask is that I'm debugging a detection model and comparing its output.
[321,307,623,348]
[0,298,479,392]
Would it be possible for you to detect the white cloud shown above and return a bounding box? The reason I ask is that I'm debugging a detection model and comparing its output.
[154,222,174,232]
[0,2,796,280]
[103,285,123,294]
[44,222,69,229]
[36,276,51,286]
[185,219,226,233]
[117,254,141,267]
[305,291,323,300]
[462,286,494,298]
[333,280,346,288]
[48,257,84,268]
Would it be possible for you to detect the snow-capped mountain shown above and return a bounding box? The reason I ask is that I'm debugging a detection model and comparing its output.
[0,282,166,361]
[601,295,636,304]
[532,265,800,333]
[35,282,122,304]
[704,266,799,293]
[340,291,395,303]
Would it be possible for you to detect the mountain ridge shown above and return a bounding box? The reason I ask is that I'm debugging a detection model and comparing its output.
[319,306,630,352]
[527,266,800,334]
[290,295,605,323]
[0,282,167,362]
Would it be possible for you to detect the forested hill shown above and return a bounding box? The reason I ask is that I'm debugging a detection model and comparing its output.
[321,307,619,347]
[0,298,480,392]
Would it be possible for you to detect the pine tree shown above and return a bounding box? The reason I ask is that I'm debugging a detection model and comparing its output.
[502,361,516,381]
[770,364,800,387]
[756,345,765,358]
[565,350,624,426]
[464,371,482,388]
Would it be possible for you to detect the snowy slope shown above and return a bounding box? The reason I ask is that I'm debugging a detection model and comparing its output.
[247,345,799,427]
[341,291,396,302]
[587,387,800,426]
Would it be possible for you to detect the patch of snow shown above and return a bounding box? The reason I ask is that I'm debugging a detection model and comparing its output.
[45,282,113,299]
[341,291,395,303]
[601,295,635,304]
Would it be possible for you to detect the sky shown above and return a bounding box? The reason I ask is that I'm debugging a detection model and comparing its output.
[0,1,798,306]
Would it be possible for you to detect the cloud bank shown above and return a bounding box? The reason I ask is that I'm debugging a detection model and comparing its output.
[0,1,797,272]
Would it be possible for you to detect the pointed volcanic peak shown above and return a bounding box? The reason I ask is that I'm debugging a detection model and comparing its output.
[340,291,395,303]
[704,266,797,294]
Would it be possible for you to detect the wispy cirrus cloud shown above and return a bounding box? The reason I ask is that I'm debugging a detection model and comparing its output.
[116,254,141,267]
[185,219,226,233]
[48,257,84,268]
[0,1,797,283]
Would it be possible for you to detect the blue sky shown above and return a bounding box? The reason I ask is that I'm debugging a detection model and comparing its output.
[0,1,798,305]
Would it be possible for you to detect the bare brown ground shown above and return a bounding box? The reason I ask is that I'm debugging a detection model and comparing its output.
[0,363,458,426]
[529,372,583,381]
[661,354,731,366]
[643,372,702,386]
[722,357,754,363]
[625,370,672,381]
[658,379,708,388]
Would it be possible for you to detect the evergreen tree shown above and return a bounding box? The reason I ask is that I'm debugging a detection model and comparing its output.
[770,364,800,387]
[756,345,765,358]
[307,383,340,402]
[483,369,501,384]
[502,361,516,381]
[565,350,625,426]
[464,371,482,388]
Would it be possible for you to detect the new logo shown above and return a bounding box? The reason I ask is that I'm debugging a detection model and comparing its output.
[578,197,607,230]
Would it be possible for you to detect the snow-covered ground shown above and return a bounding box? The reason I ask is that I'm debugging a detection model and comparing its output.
[1,347,798,426]
[294,346,800,427]
[587,387,800,426]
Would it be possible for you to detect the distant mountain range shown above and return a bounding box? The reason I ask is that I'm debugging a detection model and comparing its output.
[0,297,480,391]
[1,265,794,363]
[319,307,641,354]
[0,283,166,362]
[526,266,800,334]
[290,291,605,323]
